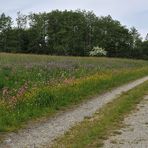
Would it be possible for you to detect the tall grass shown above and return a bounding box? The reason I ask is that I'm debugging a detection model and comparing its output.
[0,67,148,132]
[0,53,148,99]
[0,53,148,133]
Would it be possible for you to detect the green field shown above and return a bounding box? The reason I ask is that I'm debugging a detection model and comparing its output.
[0,53,148,132]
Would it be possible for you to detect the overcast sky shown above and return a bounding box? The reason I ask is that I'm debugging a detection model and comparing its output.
[0,0,147,38]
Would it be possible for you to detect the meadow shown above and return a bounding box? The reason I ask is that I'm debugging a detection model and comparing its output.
[0,53,148,132]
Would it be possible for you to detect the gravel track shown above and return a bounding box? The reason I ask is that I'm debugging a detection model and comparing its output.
[104,95,148,148]
[1,76,148,148]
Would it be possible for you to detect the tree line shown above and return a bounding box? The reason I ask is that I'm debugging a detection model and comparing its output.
[0,10,147,59]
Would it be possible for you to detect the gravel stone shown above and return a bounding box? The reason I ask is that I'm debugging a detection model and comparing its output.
[1,76,148,148]
[104,95,148,148]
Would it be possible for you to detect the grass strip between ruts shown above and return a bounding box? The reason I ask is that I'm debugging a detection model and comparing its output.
[52,81,148,148]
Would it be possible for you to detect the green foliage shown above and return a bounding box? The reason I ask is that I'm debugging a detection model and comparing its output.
[0,13,12,52]
[139,41,148,59]
[34,90,55,107]
[0,10,146,59]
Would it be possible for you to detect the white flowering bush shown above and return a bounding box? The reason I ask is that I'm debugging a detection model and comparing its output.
[89,46,107,57]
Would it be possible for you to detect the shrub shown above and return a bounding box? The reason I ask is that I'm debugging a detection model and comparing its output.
[89,47,107,57]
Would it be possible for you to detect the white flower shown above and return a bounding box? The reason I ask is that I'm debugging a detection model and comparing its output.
[89,46,107,56]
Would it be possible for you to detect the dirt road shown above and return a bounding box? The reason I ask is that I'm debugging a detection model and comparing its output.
[104,95,148,148]
[1,76,148,148]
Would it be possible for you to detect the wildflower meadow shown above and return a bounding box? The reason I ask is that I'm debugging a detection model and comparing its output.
[0,53,148,132]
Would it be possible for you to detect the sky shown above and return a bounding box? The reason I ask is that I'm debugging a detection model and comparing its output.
[0,0,148,39]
